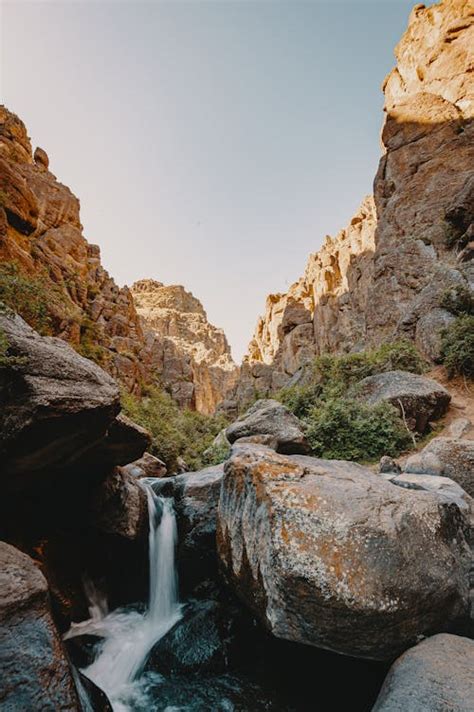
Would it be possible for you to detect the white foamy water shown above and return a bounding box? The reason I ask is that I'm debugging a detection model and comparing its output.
[65,485,182,711]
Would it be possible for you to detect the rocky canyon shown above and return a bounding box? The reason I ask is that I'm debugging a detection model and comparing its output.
[0,2,473,712]
[231,0,474,407]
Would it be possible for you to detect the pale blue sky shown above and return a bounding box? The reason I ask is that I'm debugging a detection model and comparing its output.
[1,0,415,361]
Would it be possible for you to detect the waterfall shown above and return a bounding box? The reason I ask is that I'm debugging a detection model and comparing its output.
[65,485,182,711]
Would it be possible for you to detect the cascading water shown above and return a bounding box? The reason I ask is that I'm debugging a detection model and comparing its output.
[65,484,182,711]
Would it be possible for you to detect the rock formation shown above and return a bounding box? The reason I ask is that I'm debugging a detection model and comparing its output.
[132,279,238,414]
[233,0,474,405]
[0,109,236,411]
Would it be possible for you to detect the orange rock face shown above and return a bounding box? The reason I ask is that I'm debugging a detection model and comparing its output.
[0,108,237,411]
[233,0,474,405]
[132,279,238,414]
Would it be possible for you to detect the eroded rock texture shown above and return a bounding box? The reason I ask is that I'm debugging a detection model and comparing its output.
[233,0,474,404]
[0,542,79,711]
[217,445,471,660]
[0,108,236,410]
[132,279,238,413]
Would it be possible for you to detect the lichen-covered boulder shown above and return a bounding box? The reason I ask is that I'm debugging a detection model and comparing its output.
[226,399,309,454]
[357,370,451,432]
[0,542,80,710]
[372,634,474,712]
[217,445,471,660]
[405,437,474,497]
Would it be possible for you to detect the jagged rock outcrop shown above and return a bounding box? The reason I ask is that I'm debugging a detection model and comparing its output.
[131,279,238,413]
[232,0,474,404]
[0,108,236,410]
[0,106,151,393]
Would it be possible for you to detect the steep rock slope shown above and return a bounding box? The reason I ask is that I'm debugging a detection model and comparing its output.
[233,0,474,405]
[132,279,238,414]
[0,107,236,411]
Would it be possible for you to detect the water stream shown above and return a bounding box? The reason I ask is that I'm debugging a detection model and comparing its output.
[65,485,182,711]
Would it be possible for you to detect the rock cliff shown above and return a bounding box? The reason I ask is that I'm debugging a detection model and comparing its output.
[233,0,474,406]
[0,108,236,411]
[132,279,238,414]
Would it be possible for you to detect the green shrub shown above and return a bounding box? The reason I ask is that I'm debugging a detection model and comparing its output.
[121,385,229,472]
[305,397,412,461]
[440,315,474,378]
[440,284,474,316]
[279,340,425,418]
[0,262,53,334]
[202,441,231,467]
[0,326,26,368]
[77,316,110,366]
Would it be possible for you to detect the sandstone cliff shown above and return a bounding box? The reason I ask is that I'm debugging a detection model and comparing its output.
[0,107,236,411]
[233,0,474,406]
[132,279,238,414]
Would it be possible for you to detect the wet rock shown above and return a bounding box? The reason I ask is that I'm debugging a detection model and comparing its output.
[217,445,471,660]
[159,464,224,593]
[357,370,451,432]
[372,634,474,712]
[74,670,112,712]
[147,598,248,675]
[226,399,309,454]
[65,633,105,669]
[0,541,79,710]
[91,467,148,541]
[405,437,474,497]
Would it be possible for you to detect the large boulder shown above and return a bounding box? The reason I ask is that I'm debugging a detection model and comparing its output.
[372,634,474,712]
[217,445,471,660]
[91,466,149,541]
[357,370,451,432]
[226,399,309,454]
[0,311,120,482]
[157,464,224,593]
[404,437,474,497]
[0,542,80,710]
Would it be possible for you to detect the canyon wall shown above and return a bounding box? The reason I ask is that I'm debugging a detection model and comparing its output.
[0,108,236,412]
[132,279,238,414]
[232,0,474,407]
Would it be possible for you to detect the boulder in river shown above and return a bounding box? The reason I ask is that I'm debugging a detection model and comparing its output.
[0,541,80,710]
[217,444,471,660]
[372,634,474,712]
[157,464,224,593]
[226,399,309,454]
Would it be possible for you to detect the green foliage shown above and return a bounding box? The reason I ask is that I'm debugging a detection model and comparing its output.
[440,284,474,317]
[0,326,26,368]
[305,398,412,461]
[277,341,425,461]
[121,385,229,472]
[0,262,54,335]
[77,316,110,366]
[440,315,474,378]
[279,340,425,418]
[202,441,231,467]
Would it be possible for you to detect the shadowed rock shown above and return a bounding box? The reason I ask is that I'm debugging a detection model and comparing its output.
[0,542,80,710]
